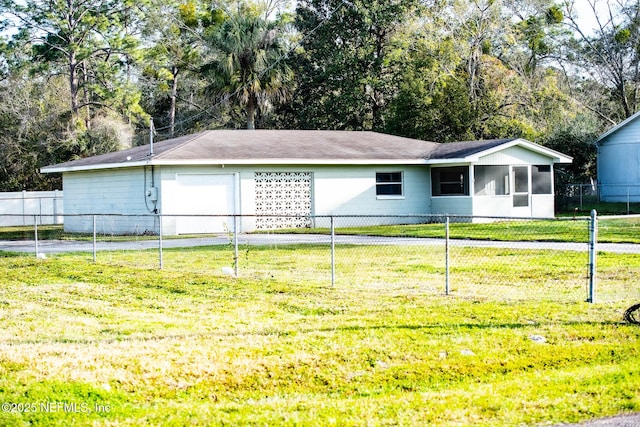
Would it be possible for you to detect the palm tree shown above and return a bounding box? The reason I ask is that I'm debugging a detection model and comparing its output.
[203,12,294,129]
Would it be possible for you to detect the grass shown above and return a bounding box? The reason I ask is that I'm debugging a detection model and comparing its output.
[558,198,640,216]
[0,245,639,426]
[263,216,640,244]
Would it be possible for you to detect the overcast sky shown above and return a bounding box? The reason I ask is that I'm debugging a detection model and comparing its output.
[569,0,617,34]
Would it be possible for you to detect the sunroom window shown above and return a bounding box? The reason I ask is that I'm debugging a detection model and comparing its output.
[532,165,552,194]
[376,172,403,196]
[432,167,469,196]
[474,165,509,196]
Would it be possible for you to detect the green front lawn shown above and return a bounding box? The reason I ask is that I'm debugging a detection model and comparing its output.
[0,246,638,426]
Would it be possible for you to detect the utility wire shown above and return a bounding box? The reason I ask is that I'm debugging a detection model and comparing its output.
[151,0,348,139]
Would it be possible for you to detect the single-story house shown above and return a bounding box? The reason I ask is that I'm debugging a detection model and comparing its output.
[41,130,572,235]
[597,110,640,202]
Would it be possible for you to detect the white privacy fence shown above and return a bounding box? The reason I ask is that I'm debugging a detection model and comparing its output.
[0,191,63,226]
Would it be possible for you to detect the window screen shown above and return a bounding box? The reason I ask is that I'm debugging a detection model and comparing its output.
[431,167,469,196]
[514,166,529,193]
[474,165,509,196]
[376,172,403,196]
[532,165,552,194]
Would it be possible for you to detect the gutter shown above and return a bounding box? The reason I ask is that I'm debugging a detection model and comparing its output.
[41,158,434,174]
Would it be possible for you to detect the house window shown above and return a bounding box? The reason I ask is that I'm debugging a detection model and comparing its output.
[432,166,469,196]
[376,172,403,196]
[532,165,552,194]
[474,165,509,196]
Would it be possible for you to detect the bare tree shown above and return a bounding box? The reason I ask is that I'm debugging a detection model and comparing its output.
[561,0,640,119]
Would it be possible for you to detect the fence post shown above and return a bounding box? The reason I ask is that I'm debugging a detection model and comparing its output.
[588,209,598,303]
[158,214,163,270]
[22,191,27,226]
[92,215,97,262]
[34,215,38,258]
[233,214,239,277]
[579,184,583,211]
[54,190,60,225]
[445,216,450,295]
[330,215,335,287]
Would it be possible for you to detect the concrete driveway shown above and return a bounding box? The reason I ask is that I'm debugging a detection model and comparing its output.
[554,413,640,426]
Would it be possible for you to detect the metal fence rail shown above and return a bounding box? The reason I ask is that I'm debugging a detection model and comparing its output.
[0,213,638,305]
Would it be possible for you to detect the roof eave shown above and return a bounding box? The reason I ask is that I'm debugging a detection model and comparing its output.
[596,110,640,144]
[470,138,573,163]
[41,160,152,173]
[427,159,473,165]
[427,138,571,163]
[41,158,433,173]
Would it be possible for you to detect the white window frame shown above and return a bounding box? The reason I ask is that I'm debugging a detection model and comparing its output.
[531,165,553,195]
[376,171,404,199]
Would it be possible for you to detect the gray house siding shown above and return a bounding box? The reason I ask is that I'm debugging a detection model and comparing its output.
[63,168,158,234]
[597,112,640,202]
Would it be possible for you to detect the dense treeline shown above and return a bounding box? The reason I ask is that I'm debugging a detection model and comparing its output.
[0,0,636,190]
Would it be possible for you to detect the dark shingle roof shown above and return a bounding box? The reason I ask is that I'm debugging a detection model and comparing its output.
[43,130,440,171]
[41,131,569,173]
[428,138,517,159]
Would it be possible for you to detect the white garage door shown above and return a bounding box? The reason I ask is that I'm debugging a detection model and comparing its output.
[175,174,236,234]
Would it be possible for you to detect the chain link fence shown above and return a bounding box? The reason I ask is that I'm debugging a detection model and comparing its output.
[562,184,640,214]
[1,213,639,305]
